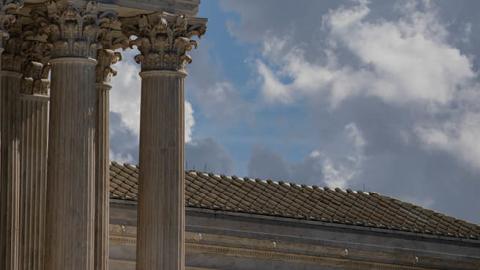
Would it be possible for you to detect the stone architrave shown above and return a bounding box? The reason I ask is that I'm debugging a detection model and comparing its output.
[123,13,206,270]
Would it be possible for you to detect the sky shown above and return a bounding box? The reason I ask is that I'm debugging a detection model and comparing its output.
[109,0,480,224]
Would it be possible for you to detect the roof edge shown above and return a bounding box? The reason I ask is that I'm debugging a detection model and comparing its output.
[109,198,480,245]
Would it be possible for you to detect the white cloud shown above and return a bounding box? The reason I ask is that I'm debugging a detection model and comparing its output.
[255,1,480,173]
[223,0,480,223]
[248,123,365,189]
[190,81,246,121]
[186,138,234,174]
[109,149,135,164]
[326,1,473,105]
[110,51,141,135]
[257,1,474,108]
[185,101,195,143]
[416,112,480,170]
[320,123,366,188]
[257,60,292,103]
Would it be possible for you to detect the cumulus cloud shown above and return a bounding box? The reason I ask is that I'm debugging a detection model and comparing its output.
[248,123,365,188]
[416,111,480,171]
[256,1,475,108]
[105,0,480,223]
[247,145,291,181]
[110,50,141,136]
[186,44,252,124]
[223,0,480,222]
[191,81,245,120]
[252,0,480,173]
[321,123,365,188]
[186,138,234,174]
[110,112,138,163]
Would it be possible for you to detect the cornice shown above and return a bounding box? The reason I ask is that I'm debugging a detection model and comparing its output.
[186,207,480,246]
[109,200,480,246]
[108,224,480,269]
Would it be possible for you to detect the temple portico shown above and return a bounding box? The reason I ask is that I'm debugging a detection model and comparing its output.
[0,0,206,270]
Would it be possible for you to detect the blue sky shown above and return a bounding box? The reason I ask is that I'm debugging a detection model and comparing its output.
[110,0,480,223]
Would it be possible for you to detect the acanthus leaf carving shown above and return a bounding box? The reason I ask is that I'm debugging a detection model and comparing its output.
[98,10,128,50]
[124,12,206,71]
[45,0,101,59]
[0,0,23,51]
[0,4,52,94]
[96,48,121,84]
[2,14,34,72]
[95,10,127,85]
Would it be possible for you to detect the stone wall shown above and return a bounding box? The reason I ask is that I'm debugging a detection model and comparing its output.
[109,200,480,270]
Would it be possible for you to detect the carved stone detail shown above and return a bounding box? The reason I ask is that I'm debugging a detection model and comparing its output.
[98,10,128,51]
[96,48,121,84]
[0,0,22,50]
[21,60,50,95]
[124,12,206,71]
[95,10,128,85]
[45,1,101,58]
[0,6,51,93]
[0,0,25,72]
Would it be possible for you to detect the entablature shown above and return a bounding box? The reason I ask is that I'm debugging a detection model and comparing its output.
[22,0,200,17]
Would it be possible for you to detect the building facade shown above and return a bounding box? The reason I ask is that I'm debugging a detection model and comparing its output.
[109,162,480,270]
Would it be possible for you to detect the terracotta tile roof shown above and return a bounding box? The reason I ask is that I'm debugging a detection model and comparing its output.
[110,162,480,240]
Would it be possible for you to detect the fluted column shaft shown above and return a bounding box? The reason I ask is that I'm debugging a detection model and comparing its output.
[17,40,51,270]
[0,70,21,270]
[45,58,97,270]
[94,48,121,270]
[137,70,186,270]
[0,5,22,268]
[94,81,110,270]
[127,12,206,270]
[17,93,49,270]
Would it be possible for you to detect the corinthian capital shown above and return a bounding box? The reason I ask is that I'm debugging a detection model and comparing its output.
[21,32,51,95]
[123,12,207,71]
[96,48,121,84]
[45,1,101,58]
[0,0,23,50]
[0,5,52,94]
[98,10,128,50]
[2,11,48,73]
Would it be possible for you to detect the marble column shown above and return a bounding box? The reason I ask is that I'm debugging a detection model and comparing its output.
[46,56,97,270]
[126,13,206,270]
[138,69,187,270]
[18,59,50,270]
[0,66,21,270]
[94,14,128,270]
[94,49,121,270]
[44,2,100,270]
[0,4,21,269]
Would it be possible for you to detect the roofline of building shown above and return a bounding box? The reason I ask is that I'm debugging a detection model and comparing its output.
[110,198,480,246]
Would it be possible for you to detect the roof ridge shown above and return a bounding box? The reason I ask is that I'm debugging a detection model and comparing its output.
[181,167,375,193]
[118,163,378,194]
[109,162,480,239]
